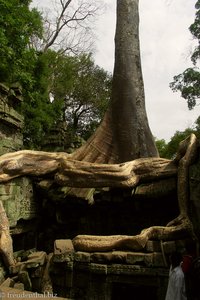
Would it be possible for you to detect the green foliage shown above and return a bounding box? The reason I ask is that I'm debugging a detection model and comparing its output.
[23,51,111,148]
[190,0,200,64]
[170,1,200,109]
[155,138,169,158]
[0,0,111,149]
[156,117,200,159]
[49,52,112,146]
[0,0,53,149]
[170,68,200,109]
[165,128,195,159]
[22,50,64,148]
[0,0,43,84]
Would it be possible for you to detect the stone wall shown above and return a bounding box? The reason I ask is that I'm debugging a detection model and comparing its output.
[0,83,39,247]
[0,83,23,155]
[0,177,37,228]
[34,184,179,299]
[50,239,181,300]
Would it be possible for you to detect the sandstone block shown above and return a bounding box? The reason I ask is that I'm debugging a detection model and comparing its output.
[0,278,15,288]
[153,252,165,267]
[90,263,107,275]
[126,252,154,266]
[74,251,90,263]
[162,241,176,254]
[54,240,74,263]
[26,252,47,268]
[146,240,161,252]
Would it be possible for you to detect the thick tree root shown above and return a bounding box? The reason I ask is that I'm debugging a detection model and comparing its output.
[73,217,194,252]
[0,134,198,266]
[0,201,15,267]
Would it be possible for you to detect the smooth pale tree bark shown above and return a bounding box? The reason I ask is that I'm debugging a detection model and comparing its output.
[0,151,175,187]
[72,0,158,164]
[111,0,158,162]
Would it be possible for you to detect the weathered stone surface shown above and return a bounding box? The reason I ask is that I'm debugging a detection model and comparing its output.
[90,263,107,275]
[41,121,67,152]
[73,250,164,268]
[90,251,127,264]
[13,249,36,263]
[31,266,43,278]
[107,263,169,276]
[54,240,74,263]
[145,240,161,252]
[18,270,32,291]
[153,252,166,267]
[0,177,36,227]
[162,241,176,254]
[0,83,24,156]
[0,101,23,128]
[54,240,74,254]
[0,277,15,288]
[41,253,53,294]
[126,252,153,266]
[74,251,90,263]
[65,262,74,271]
[0,138,22,156]
[26,252,47,268]
[9,262,23,275]
[10,252,47,274]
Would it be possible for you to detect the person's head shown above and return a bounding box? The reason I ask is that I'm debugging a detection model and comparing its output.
[170,252,183,269]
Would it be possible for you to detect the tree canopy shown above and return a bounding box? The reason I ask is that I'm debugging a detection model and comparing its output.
[0,0,110,149]
[155,116,200,159]
[170,0,200,109]
[49,53,111,144]
[0,0,43,84]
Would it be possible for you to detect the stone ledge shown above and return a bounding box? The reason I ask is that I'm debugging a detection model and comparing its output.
[54,248,167,268]
[107,264,169,277]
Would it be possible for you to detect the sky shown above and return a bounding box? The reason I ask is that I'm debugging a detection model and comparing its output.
[32,0,199,142]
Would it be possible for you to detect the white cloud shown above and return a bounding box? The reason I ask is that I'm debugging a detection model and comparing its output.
[139,0,199,141]
[93,1,116,73]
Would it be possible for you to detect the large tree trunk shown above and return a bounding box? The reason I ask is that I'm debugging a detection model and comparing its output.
[111,0,158,162]
[72,0,158,164]
[70,0,158,200]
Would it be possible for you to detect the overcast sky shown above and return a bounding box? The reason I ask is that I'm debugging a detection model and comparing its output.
[32,0,199,142]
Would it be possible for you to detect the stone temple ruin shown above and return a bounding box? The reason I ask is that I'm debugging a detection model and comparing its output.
[0,83,200,300]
